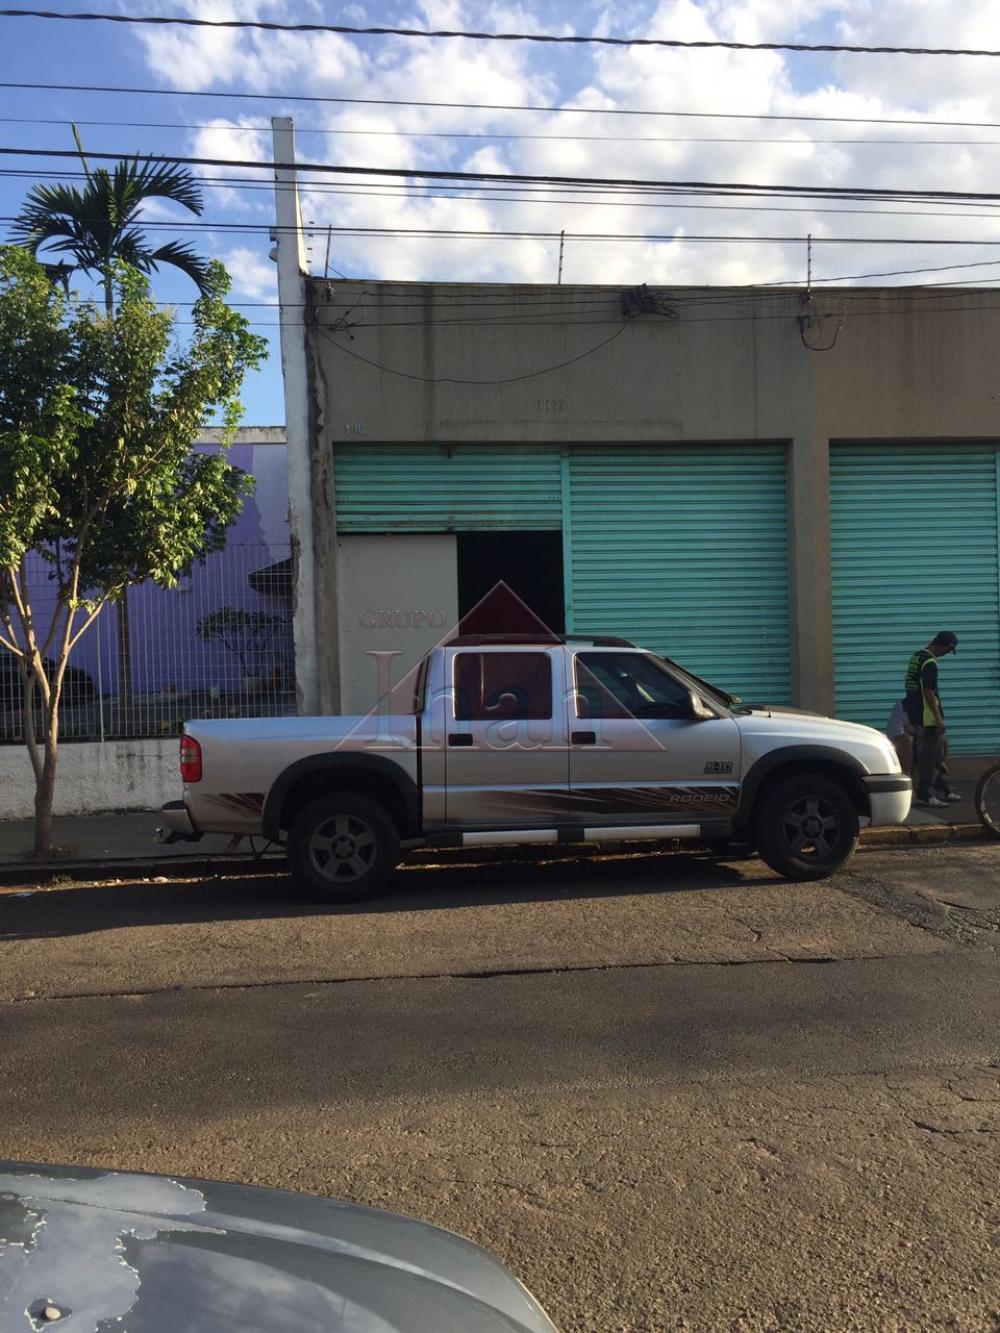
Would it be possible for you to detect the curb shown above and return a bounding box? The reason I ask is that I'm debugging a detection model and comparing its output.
[0,854,285,889]
[860,822,986,847]
[0,822,991,888]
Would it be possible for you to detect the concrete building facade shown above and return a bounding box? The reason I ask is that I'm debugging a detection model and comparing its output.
[299,278,1000,760]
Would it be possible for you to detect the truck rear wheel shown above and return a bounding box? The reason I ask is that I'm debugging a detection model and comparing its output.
[753,772,859,881]
[287,792,400,903]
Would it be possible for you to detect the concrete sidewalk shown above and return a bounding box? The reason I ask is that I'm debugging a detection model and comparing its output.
[0,812,263,866]
[897,779,978,830]
[0,781,987,884]
[0,811,278,885]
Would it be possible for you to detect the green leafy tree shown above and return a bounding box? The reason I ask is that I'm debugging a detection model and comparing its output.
[0,248,267,856]
[11,143,215,720]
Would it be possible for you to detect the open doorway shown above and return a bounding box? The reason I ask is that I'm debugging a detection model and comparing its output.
[457,531,565,635]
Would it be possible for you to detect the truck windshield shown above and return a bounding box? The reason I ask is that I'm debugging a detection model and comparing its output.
[654,655,740,712]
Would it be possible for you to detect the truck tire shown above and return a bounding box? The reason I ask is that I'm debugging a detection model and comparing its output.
[752,772,859,881]
[287,792,400,903]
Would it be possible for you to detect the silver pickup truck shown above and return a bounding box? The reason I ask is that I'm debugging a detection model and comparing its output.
[159,634,911,901]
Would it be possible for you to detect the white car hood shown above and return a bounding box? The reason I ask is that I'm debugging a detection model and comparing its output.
[735,707,900,774]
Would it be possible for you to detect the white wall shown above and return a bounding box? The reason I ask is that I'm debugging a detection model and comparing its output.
[0,738,178,819]
[337,533,458,715]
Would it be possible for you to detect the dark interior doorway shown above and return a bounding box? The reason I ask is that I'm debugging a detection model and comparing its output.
[457,531,565,636]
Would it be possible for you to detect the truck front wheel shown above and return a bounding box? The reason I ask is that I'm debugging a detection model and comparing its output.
[753,773,859,881]
[287,792,400,903]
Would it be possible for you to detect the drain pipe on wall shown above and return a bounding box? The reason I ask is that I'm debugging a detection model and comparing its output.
[271,116,321,714]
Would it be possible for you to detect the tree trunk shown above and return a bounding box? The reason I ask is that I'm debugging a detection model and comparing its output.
[20,662,43,786]
[33,724,58,859]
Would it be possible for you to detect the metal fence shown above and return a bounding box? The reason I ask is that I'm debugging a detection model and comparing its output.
[0,543,296,743]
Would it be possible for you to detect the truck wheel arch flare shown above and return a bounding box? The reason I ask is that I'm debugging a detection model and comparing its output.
[261,752,421,840]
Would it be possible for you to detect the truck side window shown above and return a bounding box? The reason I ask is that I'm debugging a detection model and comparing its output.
[576,653,693,720]
[453,653,553,721]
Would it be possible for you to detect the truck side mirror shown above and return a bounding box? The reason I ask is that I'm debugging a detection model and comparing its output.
[686,689,714,721]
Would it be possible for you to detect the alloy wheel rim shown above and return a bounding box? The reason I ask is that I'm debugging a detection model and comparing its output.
[781,795,840,859]
[308,814,377,882]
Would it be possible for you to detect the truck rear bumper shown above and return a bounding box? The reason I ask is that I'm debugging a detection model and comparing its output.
[155,800,203,844]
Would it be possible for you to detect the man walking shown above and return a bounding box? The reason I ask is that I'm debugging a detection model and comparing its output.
[903,631,959,807]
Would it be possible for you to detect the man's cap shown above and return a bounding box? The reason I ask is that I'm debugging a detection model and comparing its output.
[933,630,958,650]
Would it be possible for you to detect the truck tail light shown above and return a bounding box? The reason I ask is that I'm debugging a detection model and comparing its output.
[180,735,202,784]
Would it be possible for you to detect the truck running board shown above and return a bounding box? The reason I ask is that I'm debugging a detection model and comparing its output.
[458,825,702,848]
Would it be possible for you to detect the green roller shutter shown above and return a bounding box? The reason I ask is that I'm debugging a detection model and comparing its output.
[566,445,792,703]
[831,443,1000,754]
[335,442,561,531]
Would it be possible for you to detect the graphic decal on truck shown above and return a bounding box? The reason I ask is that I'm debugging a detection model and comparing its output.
[570,785,739,815]
[204,792,265,815]
[455,785,739,819]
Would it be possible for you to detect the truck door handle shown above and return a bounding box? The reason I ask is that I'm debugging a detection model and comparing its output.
[571,731,597,745]
[448,733,474,747]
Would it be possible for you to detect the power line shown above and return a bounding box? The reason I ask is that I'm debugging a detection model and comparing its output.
[5,81,1000,133]
[13,162,1000,214]
[322,297,1000,335]
[10,163,1000,222]
[13,276,1000,331]
[888,273,1000,290]
[763,256,1000,285]
[7,144,1000,207]
[8,114,1000,149]
[316,321,632,384]
[2,10,998,58]
[157,282,1000,314]
[178,294,1000,329]
[11,210,1000,248]
[150,256,1000,311]
[328,287,1000,308]
[8,201,1000,248]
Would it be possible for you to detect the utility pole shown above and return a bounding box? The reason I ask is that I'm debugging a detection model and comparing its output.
[271,116,322,714]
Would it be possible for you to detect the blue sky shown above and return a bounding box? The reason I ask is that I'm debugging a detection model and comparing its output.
[4,0,1000,424]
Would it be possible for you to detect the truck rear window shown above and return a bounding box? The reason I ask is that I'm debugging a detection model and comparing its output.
[453,652,553,721]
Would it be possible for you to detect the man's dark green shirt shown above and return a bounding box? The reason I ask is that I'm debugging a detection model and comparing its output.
[904,649,939,727]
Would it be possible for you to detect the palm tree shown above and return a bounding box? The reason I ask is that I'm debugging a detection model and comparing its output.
[11,150,211,315]
[11,139,213,733]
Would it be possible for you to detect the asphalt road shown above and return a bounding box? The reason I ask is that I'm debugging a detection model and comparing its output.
[1,845,999,1332]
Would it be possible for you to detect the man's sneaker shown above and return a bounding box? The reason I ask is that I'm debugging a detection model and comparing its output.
[917,795,948,808]
[943,791,964,803]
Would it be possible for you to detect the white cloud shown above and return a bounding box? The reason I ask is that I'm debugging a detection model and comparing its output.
[186,118,274,212]
[220,245,278,300]
[134,0,271,91]
[831,0,1000,103]
[128,0,1000,292]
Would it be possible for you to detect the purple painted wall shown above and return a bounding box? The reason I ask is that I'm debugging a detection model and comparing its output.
[18,440,290,703]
